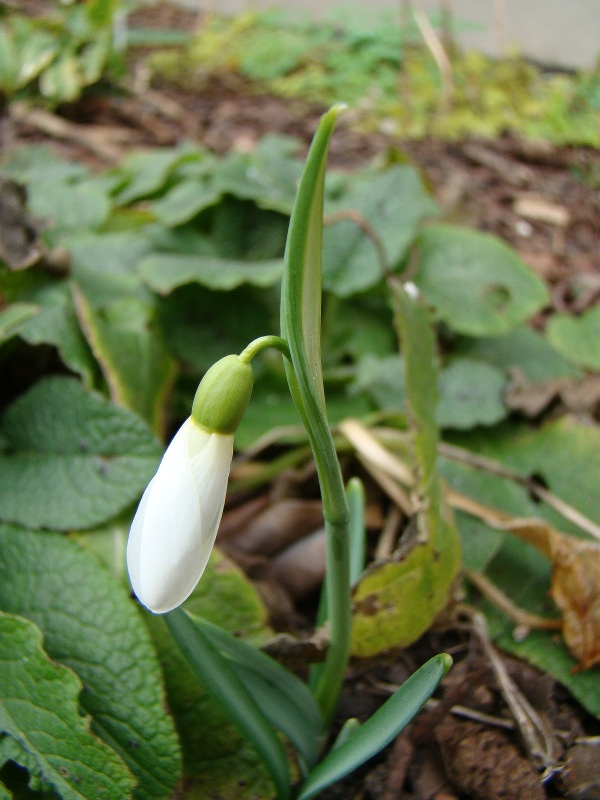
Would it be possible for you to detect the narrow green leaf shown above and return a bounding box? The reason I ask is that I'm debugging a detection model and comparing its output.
[0,611,136,800]
[164,609,291,800]
[297,654,452,800]
[0,525,182,800]
[189,614,323,770]
[280,104,352,723]
[0,377,161,530]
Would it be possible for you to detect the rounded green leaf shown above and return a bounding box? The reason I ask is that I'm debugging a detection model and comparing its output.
[415,224,549,335]
[0,377,161,530]
[0,525,181,800]
[546,307,600,370]
[437,358,507,429]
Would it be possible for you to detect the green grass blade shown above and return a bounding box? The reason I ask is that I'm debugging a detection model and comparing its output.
[187,613,324,770]
[164,609,291,800]
[297,654,452,800]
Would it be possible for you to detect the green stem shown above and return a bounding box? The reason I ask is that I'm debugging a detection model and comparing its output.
[239,335,291,364]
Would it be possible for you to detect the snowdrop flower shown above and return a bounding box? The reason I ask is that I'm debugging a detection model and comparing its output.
[127,355,253,614]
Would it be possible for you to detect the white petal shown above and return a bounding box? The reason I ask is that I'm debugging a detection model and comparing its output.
[126,419,234,614]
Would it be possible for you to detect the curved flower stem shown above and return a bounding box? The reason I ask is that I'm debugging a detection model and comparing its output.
[239,336,291,364]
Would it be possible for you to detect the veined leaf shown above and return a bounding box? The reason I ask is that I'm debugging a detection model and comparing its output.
[0,525,182,800]
[0,377,161,530]
[0,611,136,800]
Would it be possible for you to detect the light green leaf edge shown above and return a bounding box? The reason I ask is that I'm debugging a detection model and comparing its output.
[297,654,452,800]
[164,609,291,800]
[279,104,351,723]
[187,613,323,771]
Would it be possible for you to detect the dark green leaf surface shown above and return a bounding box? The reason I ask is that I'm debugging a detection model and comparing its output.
[0,377,161,530]
[0,611,136,800]
[0,525,181,800]
[437,358,507,429]
[415,225,549,336]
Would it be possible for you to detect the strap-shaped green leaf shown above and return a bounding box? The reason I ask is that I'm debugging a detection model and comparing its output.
[164,609,291,800]
[297,654,452,800]
[188,613,323,771]
[279,105,351,723]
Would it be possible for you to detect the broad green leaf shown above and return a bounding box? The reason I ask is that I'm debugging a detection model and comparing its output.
[322,165,439,296]
[457,417,600,534]
[15,283,96,385]
[414,225,549,336]
[0,525,182,800]
[456,325,581,383]
[159,284,276,373]
[0,377,161,530]
[66,231,153,305]
[150,179,222,226]
[74,289,177,435]
[214,135,303,214]
[0,780,11,799]
[0,611,136,800]
[0,27,18,91]
[296,654,452,800]
[0,303,40,343]
[144,550,280,800]
[114,146,208,206]
[437,358,507,429]
[15,28,58,87]
[350,354,405,412]
[27,175,110,233]
[351,284,461,657]
[139,253,283,294]
[546,307,600,370]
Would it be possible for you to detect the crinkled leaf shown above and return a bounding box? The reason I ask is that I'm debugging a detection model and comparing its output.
[0,525,181,800]
[415,225,549,336]
[546,307,600,370]
[0,611,136,800]
[437,358,507,429]
[322,165,439,296]
[139,253,283,294]
[297,654,451,800]
[74,289,177,435]
[0,377,161,530]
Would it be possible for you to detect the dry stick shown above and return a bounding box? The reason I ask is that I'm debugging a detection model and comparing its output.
[439,441,600,543]
[410,2,454,112]
[466,607,563,780]
[465,569,562,632]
